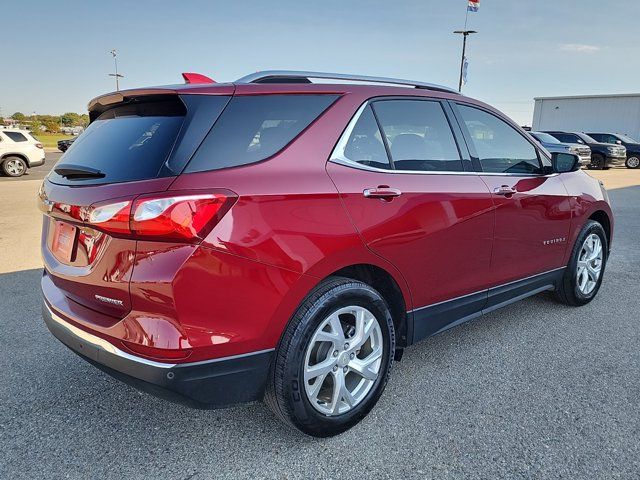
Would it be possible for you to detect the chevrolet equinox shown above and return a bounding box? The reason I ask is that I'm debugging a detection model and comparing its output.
[40,71,613,437]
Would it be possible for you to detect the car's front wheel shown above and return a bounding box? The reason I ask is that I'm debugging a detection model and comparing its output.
[626,156,640,169]
[555,220,608,306]
[1,156,27,177]
[265,276,395,437]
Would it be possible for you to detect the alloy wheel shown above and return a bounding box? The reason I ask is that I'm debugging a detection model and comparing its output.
[5,159,25,176]
[303,306,383,416]
[576,233,603,295]
[627,156,640,168]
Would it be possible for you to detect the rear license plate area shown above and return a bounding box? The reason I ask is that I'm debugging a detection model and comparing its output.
[52,221,78,262]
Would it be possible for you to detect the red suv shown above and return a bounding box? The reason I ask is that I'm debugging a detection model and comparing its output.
[40,71,613,437]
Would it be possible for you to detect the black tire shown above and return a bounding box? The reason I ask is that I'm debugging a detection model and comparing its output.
[590,153,605,170]
[265,276,395,437]
[626,156,640,169]
[1,156,27,177]
[555,220,608,306]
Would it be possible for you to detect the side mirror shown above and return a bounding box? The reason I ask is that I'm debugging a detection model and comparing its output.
[616,140,622,145]
[552,152,580,173]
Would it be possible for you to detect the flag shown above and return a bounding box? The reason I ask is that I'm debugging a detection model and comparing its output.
[462,57,469,86]
[468,0,480,12]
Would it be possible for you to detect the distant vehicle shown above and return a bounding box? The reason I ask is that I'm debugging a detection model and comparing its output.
[529,131,591,166]
[57,138,76,152]
[586,133,640,169]
[543,132,626,170]
[0,129,45,177]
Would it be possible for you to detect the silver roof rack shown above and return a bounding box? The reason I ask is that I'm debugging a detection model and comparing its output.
[235,70,458,94]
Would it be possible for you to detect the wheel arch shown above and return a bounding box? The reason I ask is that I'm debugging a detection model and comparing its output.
[588,209,612,251]
[330,263,411,348]
[267,246,414,352]
[1,152,29,163]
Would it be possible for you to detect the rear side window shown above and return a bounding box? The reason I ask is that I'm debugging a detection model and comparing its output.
[185,94,338,173]
[3,131,28,142]
[333,105,390,169]
[457,104,542,174]
[372,100,462,172]
[49,99,186,184]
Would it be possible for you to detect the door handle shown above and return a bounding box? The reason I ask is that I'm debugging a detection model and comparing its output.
[493,185,517,196]
[363,187,402,199]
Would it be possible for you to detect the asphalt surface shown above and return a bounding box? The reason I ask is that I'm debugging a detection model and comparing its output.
[0,151,60,182]
[0,186,639,479]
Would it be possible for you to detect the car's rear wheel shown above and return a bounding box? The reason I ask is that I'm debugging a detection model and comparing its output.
[626,156,640,169]
[265,276,395,437]
[590,153,605,170]
[1,156,27,177]
[555,220,608,306]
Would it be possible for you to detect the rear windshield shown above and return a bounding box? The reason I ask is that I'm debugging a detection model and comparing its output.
[48,99,186,184]
[185,94,338,173]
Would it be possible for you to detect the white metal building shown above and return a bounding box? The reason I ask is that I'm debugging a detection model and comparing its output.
[531,94,640,140]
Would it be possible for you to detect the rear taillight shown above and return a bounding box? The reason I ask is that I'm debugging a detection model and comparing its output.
[86,191,235,243]
[35,143,43,149]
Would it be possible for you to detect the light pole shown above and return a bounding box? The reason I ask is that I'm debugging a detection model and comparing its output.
[108,49,124,91]
[453,30,476,92]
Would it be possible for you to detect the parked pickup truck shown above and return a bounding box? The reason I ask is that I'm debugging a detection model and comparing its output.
[586,132,640,169]
[543,131,626,170]
[529,131,591,166]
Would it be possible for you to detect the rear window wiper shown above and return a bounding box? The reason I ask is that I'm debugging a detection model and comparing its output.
[54,164,106,179]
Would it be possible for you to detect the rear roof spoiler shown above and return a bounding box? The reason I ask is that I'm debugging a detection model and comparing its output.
[182,72,216,84]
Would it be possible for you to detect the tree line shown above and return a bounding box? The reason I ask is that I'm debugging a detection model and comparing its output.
[9,112,90,133]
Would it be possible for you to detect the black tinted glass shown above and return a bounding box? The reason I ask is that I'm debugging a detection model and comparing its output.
[373,100,462,172]
[3,131,28,142]
[186,94,338,172]
[49,99,186,184]
[335,106,390,169]
[587,133,605,142]
[553,133,576,143]
[458,105,541,174]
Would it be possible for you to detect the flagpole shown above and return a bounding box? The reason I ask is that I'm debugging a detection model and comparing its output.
[454,0,477,92]
[464,2,469,30]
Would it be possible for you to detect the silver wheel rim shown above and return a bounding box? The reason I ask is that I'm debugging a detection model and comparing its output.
[303,306,384,416]
[576,233,603,295]
[5,159,25,176]
[628,156,640,168]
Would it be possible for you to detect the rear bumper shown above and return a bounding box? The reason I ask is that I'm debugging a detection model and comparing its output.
[42,301,273,408]
[28,156,45,167]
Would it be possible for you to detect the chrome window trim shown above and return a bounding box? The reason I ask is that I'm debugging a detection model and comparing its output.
[328,100,554,178]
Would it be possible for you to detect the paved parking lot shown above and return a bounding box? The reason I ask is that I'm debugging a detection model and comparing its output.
[0,169,638,479]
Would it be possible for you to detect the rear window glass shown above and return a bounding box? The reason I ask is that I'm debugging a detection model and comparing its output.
[3,131,28,142]
[185,94,338,172]
[49,99,186,184]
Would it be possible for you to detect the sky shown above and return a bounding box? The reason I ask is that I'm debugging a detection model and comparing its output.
[1,0,639,125]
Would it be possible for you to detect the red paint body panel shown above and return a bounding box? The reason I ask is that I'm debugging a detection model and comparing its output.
[327,163,494,307]
[479,174,573,285]
[41,80,614,368]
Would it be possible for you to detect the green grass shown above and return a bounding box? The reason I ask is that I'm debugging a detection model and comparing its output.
[33,133,74,149]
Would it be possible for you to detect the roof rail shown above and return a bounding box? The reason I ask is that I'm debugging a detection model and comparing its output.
[235,70,458,94]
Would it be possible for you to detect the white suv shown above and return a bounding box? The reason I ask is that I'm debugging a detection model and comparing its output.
[0,129,46,177]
